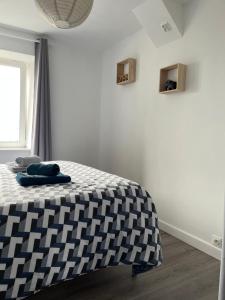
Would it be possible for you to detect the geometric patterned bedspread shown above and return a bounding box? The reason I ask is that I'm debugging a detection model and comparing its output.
[0,161,162,299]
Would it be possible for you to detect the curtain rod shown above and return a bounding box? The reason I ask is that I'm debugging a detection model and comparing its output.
[0,26,41,43]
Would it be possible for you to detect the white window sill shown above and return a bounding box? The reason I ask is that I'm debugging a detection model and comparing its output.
[0,148,31,151]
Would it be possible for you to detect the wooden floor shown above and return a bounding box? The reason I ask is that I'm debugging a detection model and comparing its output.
[30,232,220,300]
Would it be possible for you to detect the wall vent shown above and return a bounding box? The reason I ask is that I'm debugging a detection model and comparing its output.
[161,22,172,33]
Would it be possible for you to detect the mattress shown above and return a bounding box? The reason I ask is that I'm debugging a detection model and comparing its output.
[0,161,162,299]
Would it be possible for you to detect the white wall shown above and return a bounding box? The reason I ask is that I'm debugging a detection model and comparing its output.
[0,35,102,167]
[49,39,101,168]
[0,149,30,163]
[99,0,225,255]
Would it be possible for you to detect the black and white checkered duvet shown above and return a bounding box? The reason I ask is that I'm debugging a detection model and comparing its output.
[0,161,162,299]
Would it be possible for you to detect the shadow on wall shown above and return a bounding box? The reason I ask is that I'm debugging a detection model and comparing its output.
[186,62,201,93]
[184,0,202,30]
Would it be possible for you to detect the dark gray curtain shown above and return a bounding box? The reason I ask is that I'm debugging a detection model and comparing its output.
[219,200,225,299]
[31,38,52,161]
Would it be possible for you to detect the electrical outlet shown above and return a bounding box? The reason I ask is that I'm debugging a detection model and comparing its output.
[211,235,222,248]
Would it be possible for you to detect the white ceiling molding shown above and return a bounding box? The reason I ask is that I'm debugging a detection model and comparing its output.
[0,24,40,43]
[133,0,184,47]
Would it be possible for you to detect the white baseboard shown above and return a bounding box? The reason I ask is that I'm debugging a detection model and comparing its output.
[159,219,221,260]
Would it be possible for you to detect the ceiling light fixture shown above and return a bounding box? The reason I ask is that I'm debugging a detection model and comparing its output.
[34,0,94,29]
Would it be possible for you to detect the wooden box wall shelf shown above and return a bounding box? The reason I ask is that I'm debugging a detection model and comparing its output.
[159,63,187,94]
[117,58,136,85]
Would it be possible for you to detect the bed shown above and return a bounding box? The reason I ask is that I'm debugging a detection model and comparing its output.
[0,161,162,300]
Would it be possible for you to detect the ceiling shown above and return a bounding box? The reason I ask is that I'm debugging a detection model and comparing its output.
[0,0,190,50]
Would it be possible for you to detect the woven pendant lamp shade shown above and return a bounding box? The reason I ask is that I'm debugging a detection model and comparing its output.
[35,0,94,29]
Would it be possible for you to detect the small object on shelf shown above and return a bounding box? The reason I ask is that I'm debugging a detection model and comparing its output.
[159,63,187,94]
[164,80,177,91]
[117,58,136,85]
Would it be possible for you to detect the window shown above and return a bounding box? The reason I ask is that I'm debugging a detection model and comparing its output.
[0,50,34,148]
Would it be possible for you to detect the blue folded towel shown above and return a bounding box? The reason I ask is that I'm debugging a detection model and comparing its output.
[16,172,71,187]
[27,163,60,176]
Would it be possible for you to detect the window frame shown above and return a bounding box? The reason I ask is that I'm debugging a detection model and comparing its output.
[0,58,27,148]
